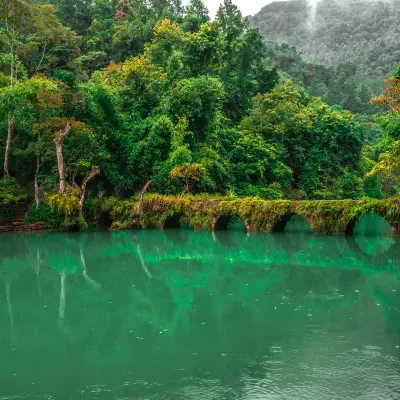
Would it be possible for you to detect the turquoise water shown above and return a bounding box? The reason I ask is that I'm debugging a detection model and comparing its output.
[0,215,399,399]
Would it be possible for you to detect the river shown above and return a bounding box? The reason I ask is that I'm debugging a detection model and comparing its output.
[0,215,399,399]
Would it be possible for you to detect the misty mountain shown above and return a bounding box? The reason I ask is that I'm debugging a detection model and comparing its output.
[251,0,400,93]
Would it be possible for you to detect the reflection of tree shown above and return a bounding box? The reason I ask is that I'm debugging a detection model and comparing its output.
[43,235,79,331]
[0,229,399,389]
[0,237,28,346]
[136,242,152,278]
[79,234,101,289]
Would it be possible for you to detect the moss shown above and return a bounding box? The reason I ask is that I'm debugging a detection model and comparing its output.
[88,194,400,235]
[296,199,400,234]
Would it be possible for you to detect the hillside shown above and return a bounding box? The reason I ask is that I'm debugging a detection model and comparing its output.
[252,0,400,93]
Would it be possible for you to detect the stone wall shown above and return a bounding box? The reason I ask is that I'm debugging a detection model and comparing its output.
[0,201,47,233]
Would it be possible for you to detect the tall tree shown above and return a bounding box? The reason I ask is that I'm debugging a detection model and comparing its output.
[0,0,31,178]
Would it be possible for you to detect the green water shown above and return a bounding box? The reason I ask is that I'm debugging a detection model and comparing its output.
[1,216,400,399]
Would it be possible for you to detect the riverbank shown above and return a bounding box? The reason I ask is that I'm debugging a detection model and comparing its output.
[1,195,399,235]
[99,195,400,235]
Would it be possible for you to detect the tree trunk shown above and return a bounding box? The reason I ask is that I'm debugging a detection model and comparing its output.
[79,166,100,216]
[136,179,153,215]
[34,154,40,208]
[55,123,71,195]
[184,178,190,194]
[4,44,15,181]
[4,114,12,179]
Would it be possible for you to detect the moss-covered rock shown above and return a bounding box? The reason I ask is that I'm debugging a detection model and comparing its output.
[99,195,400,235]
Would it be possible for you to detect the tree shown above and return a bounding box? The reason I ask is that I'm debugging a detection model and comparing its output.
[367,67,400,197]
[79,166,100,216]
[0,0,80,179]
[55,122,71,194]
[372,67,400,114]
[182,0,209,32]
[169,163,206,193]
[0,0,31,178]
[365,141,400,197]
[240,80,363,198]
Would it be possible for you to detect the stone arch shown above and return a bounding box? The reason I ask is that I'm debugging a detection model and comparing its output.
[162,212,193,230]
[98,212,113,229]
[163,212,183,229]
[345,212,394,236]
[213,214,248,231]
[272,213,313,233]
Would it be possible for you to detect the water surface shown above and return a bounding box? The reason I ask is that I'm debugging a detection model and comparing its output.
[0,218,399,399]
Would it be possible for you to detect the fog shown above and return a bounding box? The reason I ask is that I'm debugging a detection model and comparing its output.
[195,0,395,19]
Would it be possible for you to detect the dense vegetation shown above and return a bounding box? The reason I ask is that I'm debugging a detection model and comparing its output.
[0,0,398,228]
[265,42,379,115]
[252,0,399,95]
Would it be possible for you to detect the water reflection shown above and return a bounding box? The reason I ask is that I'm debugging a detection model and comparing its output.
[352,213,395,257]
[0,229,399,399]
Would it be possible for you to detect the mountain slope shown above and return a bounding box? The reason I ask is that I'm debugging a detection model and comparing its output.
[252,0,400,93]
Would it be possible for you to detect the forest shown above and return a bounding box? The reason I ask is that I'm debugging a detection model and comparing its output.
[252,0,400,94]
[0,0,399,228]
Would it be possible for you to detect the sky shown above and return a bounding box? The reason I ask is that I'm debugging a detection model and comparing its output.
[184,0,276,18]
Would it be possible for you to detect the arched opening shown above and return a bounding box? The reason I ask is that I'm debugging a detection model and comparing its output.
[163,213,194,230]
[350,213,393,236]
[163,213,183,229]
[98,212,113,230]
[214,215,247,231]
[346,213,394,256]
[163,213,193,246]
[214,215,248,247]
[273,213,313,233]
[272,214,313,253]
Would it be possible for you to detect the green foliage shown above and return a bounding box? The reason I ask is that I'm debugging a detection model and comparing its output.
[0,0,398,231]
[252,0,400,97]
[25,202,65,228]
[29,185,88,230]
[98,195,400,234]
[0,178,27,205]
[240,80,364,199]
[265,42,379,115]
[46,191,80,216]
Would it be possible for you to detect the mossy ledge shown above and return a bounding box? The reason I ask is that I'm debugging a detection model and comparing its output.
[99,195,400,236]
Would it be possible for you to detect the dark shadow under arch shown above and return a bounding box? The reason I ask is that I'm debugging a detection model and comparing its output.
[214,215,247,231]
[163,228,192,247]
[98,212,113,230]
[163,213,184,229]
[345,219,357,235]
[273,213,312,233]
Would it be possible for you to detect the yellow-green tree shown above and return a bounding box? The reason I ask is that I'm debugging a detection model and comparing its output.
[169,163,206,193]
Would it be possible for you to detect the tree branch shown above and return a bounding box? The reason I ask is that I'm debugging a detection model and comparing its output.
[136,179,153,215]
